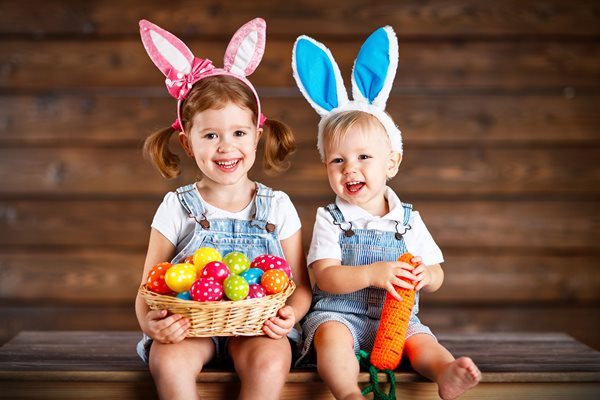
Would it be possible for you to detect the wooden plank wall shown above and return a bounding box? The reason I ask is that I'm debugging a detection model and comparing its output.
[1,0,599,350]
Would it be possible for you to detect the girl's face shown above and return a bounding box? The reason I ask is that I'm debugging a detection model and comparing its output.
[180,102,261,187]
[324,124,401,216]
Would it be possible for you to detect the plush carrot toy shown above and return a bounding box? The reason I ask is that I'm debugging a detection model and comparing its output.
[357,252,418,400]
[371,252,418,370]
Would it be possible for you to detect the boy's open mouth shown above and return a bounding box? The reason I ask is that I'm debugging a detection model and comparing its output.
[345,181,365,193]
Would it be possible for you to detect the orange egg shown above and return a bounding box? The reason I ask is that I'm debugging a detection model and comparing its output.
[260,269,289,295]
[146,262,172,294]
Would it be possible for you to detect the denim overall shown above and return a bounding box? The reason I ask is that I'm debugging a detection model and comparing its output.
[137,182,293,363]
[296,202,433,367]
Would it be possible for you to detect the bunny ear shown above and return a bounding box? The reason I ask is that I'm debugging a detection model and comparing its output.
[292,35,348,117]
[351,26,398,109]
[224,18,266,77]
[139,19,195,76]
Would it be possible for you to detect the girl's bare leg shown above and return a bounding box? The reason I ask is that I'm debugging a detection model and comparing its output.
[149,337,215,400]
[229,335,292,400]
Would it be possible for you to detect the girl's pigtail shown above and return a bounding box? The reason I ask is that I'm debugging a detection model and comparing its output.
[262,119,296,175]
[142,127,181,179]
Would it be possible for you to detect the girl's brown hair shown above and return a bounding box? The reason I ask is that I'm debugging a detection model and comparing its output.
[143,75,295,178]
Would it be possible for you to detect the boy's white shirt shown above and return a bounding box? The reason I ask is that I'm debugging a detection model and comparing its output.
[152,186,302,255]
[307,186,444,267]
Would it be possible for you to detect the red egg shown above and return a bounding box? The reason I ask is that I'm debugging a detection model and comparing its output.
[200,261,231,284]
[146,262,173,294]
[261,269,289,295]
[251,254,291,278]
[190,278,224,302]
[247,283,267,299]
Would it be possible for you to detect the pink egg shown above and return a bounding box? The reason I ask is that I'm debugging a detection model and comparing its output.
[190,278,223,302]
[251,254,291,278]
[246,283,267,299]
[200,261,231,284]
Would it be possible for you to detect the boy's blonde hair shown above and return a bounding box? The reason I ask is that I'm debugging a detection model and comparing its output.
[321,111,391,157]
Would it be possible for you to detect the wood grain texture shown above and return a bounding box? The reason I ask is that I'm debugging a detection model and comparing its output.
[0,331,598,399]
[1,0,599,36]
[0,199,598,250]
[1,94,599,145]
[1,251,598,304]
[2,40,599,90]
[0,0,598,359]
[1,146,598,197]
[1,306,598,350]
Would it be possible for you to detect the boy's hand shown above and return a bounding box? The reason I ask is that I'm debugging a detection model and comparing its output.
[145,309,189,344]
[263,305,295,339]
[370,260,417,301]
[410,256,433,291]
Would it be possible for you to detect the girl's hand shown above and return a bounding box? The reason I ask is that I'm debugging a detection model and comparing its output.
[144,309,190,344]
[369,260,417,301]
[263,305,295,339]
[410,256,433,291]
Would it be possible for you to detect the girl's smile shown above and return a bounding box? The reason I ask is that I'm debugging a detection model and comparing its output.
[214,158,241,172]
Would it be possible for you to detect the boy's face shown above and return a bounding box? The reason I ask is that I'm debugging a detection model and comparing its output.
[324,123,401,216]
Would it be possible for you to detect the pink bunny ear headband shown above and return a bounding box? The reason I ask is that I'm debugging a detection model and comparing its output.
[139,18,267,132]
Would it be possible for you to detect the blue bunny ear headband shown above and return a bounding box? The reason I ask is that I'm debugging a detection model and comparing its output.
[292,26,402,160]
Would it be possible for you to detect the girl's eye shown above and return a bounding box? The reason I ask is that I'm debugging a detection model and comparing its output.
[204,132,218,140]
[234,130,246,137]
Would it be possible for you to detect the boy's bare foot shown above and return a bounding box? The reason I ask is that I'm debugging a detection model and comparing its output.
[438,357,481,400]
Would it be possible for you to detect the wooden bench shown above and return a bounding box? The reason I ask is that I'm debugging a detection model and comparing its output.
[0,331,599,399]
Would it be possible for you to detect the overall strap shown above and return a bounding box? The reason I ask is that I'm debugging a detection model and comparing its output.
[252,182,276,233]
[325,203,355,237]
[394,202,413,240]
[175,183,210,229]
[401,202,412,225]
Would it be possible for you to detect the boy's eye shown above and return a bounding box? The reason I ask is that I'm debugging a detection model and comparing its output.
[330,158,344,164]
[359,154,371,160]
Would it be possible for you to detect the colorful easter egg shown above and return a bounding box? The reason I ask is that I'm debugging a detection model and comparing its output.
[190,278,224,302]
[251,254,291,278]
[240,268,264,285]
[223,251,251,275]
[261,269,289,295]
[247,283,267,299]
[192,247,222,271]
[146,262,173,294]
[165,263,197,293]
[176,291,193,301]
[201,261,231,284]
[223,275,250,301]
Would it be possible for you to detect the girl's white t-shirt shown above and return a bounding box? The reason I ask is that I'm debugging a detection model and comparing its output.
[307,187,444,267]
[152,186,302,254]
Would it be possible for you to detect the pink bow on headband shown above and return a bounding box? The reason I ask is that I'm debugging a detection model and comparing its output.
[165,57,214,100]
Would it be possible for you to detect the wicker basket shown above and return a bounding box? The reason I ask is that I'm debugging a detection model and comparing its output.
[139,280,295,337]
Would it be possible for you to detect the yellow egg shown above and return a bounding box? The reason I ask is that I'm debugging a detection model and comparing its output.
[192,247,222,272]
[165,263,197,293]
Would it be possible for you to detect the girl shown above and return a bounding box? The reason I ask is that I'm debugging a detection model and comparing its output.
[292,27,480,399]
[135,18,311,400]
